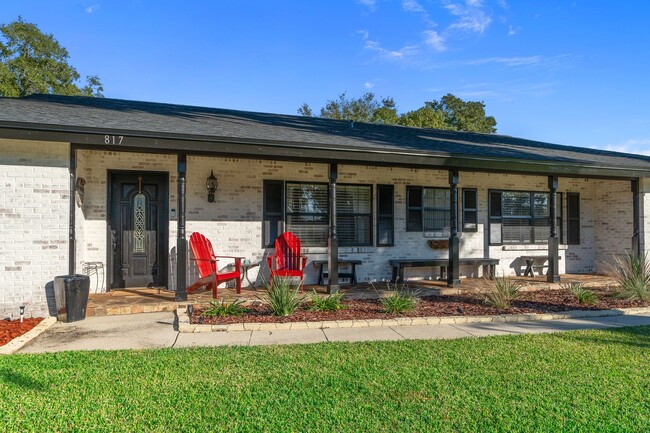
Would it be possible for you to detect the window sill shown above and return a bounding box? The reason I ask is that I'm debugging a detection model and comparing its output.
[500,244,568,251]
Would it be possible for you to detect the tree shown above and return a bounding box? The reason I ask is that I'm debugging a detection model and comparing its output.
[299,92,497,133]
[0,17,103,97]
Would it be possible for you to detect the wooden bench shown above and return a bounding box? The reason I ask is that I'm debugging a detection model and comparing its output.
[312,259,362,285]
[390,258,499,283]
[520,255,561,277]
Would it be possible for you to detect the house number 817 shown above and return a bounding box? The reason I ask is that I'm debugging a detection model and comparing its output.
[104,135,124,145]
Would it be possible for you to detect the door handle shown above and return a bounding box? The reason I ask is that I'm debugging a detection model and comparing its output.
[111,230,118,251]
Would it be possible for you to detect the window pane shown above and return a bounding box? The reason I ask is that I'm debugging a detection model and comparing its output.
[502,218,532,243]
[490,192,502,217]
[407,187,422,208]
[286,214,328,246]
[286,183,328,214]
[423,188,449,209]
[339,215,371,246]
[533,193,549,218]
[533,218,550,243]
[463,211,477,231]
[424,210,450,231]
[464,189,477,209]
[490,222,502,244]
[264,181,283,214]
[502,192,530,217]
[407,210,422,231]
[337,185,371,214]
[378,217,393,245]
[378,186,393,215]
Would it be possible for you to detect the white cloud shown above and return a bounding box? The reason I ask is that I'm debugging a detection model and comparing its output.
[508,25,520,36]
[601,139,650,156]
[402,0,425,13]
[85,4,100,14]
[364,81,375,89]
[423,30,446,52]
[467,56,543,67]
[445,1,492,34]
[357,0,376,10]
[360,31,419,59]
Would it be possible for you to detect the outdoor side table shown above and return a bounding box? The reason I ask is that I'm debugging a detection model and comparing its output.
[241,260,261,288]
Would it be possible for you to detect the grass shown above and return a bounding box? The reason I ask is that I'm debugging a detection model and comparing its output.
[484,276,522,309]
[2,326,649,432]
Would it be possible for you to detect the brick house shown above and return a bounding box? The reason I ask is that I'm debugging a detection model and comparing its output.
[1,94,650,318]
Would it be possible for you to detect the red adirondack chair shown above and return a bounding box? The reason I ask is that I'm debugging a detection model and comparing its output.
[186,232,243,298]
[267,232,308,291]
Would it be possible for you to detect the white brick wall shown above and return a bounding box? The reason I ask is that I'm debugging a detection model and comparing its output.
[73,151,641,289]
[0,138,70,318]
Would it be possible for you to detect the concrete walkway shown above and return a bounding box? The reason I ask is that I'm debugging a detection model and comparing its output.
[15,311,650,354]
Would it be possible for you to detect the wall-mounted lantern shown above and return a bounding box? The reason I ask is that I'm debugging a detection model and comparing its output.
[206,170,218,203]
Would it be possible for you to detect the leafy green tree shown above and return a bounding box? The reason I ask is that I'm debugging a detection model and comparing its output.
[300,92,497,133]
[0,17,103,97]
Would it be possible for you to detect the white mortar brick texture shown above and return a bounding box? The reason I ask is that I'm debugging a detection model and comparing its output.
[0,139,70,318]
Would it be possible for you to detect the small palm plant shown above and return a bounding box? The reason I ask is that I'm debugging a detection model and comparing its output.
[261,277,305,316]
[607,252,650,301]
[561,282,598,305]
[484,275,521,309]
[375,282,419,314]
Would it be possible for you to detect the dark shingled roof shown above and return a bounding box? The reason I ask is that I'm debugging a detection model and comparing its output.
[1,94,649,177]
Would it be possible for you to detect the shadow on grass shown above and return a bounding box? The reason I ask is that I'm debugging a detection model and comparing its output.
[559,325,650,350]
[0,368,46,390]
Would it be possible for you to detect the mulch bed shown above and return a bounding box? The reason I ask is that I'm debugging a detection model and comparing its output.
[192,287,650,325]
[0,318,44,346]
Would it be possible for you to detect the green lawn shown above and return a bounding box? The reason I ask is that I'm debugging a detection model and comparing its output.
[1,327,649,432]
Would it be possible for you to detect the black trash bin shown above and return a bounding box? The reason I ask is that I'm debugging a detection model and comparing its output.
[54,274,91,322]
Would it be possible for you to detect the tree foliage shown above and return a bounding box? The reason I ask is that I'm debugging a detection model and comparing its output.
[299,92,497,133]
[0,17,103,97]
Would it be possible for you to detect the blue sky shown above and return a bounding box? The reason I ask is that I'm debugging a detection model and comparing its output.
[3,1,650,155]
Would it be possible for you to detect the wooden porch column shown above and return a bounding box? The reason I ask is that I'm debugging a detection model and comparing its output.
[328,163,340,294]
[448,170,460,287]
[547,176,560,283]
[68,145,77,275]
[175,153,188,301]
[632,179,641,256]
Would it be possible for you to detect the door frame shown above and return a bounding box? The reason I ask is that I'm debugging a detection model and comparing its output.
[106,169,170,291]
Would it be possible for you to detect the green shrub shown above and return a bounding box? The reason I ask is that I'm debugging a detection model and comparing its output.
[262,277,305,316]
[607,252,650,301]
[201,298,248,317]
[308,291,345,312]
[380,286,419,314]
[485,276,522,309]
[561,282,598,305]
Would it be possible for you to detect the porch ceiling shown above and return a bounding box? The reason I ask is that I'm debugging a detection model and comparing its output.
[1,94,650,179]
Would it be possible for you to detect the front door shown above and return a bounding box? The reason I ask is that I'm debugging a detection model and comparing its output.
[109,172,168,289]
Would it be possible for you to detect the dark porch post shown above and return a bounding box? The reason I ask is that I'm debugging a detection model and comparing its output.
[547,176,560,283]
[448,170,460,287]
[68,145,76,275]
[632,179,640,256]
[328,163,339,294]
[175,153,188,301]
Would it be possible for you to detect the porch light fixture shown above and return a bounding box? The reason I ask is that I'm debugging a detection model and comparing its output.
[206,170,218,203]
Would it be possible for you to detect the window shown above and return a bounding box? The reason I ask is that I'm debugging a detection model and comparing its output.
[489,190,552,245]
[263,180,284,247]
[567,192,580,244]
[462,189,478,232]
[263,181,374,247]
[285,182,329,246]
[406,186,450,232]
[377,185,394,246]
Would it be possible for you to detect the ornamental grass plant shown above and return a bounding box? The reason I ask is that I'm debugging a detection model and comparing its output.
[607,252,650,301]
[261,277,305,316]
[484,275,521,309]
